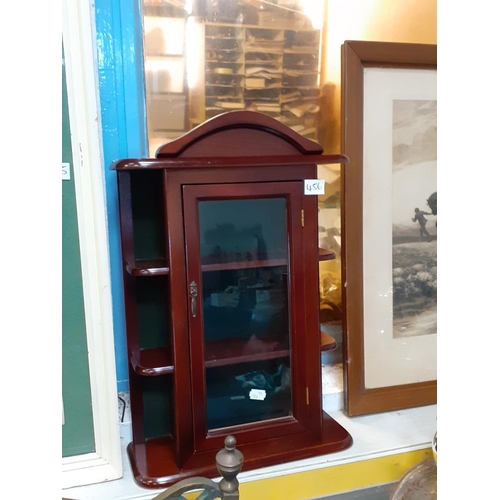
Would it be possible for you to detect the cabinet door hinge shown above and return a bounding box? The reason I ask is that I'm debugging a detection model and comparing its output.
[301,209,304,227]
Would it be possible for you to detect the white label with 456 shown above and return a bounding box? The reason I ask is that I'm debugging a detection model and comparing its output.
[304,179,325,195]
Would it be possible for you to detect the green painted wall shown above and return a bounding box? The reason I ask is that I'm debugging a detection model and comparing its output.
[62,48,95,457]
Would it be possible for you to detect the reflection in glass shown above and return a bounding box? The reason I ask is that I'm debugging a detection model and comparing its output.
[141,0,328,155]
[197,198,292,430]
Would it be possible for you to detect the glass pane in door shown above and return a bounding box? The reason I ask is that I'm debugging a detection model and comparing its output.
[197,197,292,430]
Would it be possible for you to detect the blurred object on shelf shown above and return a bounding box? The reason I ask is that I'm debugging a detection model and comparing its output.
[319,258,342,324]
[317,164,342,324]
[318,189,341,261]
[318,224,341,259]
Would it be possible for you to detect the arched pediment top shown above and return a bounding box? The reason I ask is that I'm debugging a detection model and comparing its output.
[155,111,324,158]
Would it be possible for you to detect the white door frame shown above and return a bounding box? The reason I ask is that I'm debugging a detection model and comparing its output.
[62,0,122,489]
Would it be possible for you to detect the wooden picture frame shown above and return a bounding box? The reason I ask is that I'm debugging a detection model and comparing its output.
[341,41,437,416]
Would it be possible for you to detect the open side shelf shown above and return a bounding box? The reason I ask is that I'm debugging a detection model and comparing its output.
[126,259,170,276]
[318,248,335,261]
[320,330,337,351]
[130,348,174,376]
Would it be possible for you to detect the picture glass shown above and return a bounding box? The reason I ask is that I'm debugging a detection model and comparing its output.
[392,99,437,339]
[362,67,437,389]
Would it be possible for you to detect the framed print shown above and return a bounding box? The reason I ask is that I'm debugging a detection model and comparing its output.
[341,41,437,416]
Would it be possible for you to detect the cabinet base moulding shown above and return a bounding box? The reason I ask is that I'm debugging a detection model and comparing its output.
[127,411,352,489]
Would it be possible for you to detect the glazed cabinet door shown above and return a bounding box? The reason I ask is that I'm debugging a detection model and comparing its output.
[183,181,313,452]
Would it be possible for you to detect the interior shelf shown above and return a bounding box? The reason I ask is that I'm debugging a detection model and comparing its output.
[202,248,334,272]
[201,258,286,272]
[204,337,289,368]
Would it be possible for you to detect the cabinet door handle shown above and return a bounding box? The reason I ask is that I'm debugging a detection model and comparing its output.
[189,281,198,318]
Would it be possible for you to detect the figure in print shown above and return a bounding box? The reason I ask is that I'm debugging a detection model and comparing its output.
[412,208,432,242]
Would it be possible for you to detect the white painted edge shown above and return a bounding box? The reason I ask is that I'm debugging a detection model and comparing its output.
[62,0,122,490]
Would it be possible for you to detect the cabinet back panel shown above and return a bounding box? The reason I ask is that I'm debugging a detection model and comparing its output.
[142,375,173,440]
[131,170,166,260]
[136,275,170,350]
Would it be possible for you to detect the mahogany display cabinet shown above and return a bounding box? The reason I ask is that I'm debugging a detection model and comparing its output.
[112,111,353,488]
